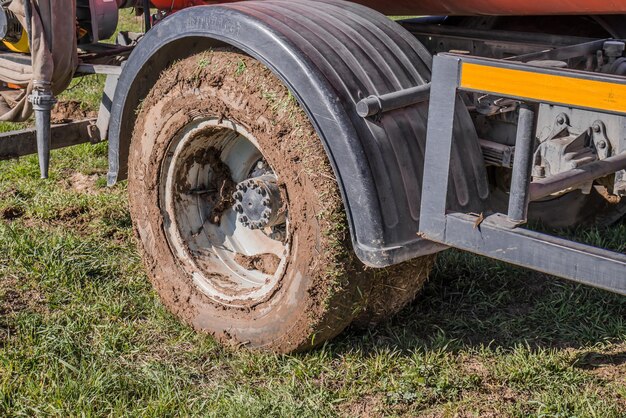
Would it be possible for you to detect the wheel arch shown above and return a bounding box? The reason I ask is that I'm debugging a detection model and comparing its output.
[108,0,489,267]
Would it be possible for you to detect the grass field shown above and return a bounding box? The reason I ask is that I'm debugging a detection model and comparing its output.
[0,12,625,418]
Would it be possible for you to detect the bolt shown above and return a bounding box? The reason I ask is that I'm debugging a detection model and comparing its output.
[597,140,607,149]
[593,123,602,133]
[556,116,565,125]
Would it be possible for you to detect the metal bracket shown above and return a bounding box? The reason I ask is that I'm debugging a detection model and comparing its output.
[356,83,431,118]
[419,53,626,294]
[591,120,611,160]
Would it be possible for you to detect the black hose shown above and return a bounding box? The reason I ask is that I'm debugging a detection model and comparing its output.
[142,0,151,31]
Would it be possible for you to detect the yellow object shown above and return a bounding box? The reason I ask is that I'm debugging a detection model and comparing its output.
[460,62,626,115]
[2,28,29,53]
[78,27,88,40]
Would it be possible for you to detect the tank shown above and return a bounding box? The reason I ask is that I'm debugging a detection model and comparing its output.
[357,0,626,16]
[150,0,626,16]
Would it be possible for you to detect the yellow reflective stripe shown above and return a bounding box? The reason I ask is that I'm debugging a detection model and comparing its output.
[460,63,626,114]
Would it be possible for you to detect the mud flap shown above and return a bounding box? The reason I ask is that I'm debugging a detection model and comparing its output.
[107,0,490,267]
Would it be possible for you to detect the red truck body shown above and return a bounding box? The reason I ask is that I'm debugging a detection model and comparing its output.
[151,0,626,15]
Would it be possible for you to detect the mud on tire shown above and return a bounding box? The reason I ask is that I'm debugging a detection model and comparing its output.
[128,49,434,352]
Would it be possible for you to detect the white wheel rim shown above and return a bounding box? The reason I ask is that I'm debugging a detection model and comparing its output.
[159,118,290,306]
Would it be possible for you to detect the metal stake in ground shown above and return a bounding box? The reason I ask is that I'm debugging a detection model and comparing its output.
[28,84,57,179]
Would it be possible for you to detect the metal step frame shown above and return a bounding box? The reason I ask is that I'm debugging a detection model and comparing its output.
[419,53,626,294]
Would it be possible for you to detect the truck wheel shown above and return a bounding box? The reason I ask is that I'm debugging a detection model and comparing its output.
[127,50,432,352]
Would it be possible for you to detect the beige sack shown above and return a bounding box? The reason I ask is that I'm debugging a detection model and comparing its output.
[0,0,77,121]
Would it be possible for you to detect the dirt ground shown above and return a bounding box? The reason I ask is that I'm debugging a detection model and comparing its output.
[51,100,97,124]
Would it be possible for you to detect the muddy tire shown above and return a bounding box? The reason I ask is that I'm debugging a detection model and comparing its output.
[128,49,433,352]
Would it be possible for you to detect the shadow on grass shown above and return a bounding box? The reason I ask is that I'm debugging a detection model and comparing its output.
[573,351,626,370]
[331,221,626,355]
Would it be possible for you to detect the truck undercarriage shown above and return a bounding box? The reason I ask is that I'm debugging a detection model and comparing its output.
[0,0,624,352]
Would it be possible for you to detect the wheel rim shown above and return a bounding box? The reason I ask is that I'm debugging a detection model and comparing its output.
[159,117,290,307]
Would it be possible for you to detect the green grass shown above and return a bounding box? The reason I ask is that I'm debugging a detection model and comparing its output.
[0,11,625,418]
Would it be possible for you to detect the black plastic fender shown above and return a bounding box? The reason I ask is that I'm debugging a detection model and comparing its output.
[107,0,490,267]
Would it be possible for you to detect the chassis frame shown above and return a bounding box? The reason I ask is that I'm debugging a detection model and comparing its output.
[420,54,626,293]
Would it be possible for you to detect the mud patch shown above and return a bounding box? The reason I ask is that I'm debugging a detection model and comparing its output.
[68,172,99,194]
[234,253,280,275]
[575,349,626,385]
[0,276,46,344]
[205,146,236,224]
[52,100,97,124]
[336,394,384,418]
[1,206,24,221]
[56,205,89,221]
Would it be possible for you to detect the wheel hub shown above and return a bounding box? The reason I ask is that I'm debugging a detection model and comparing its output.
[159,117,289,305]
[233,174,285,229]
